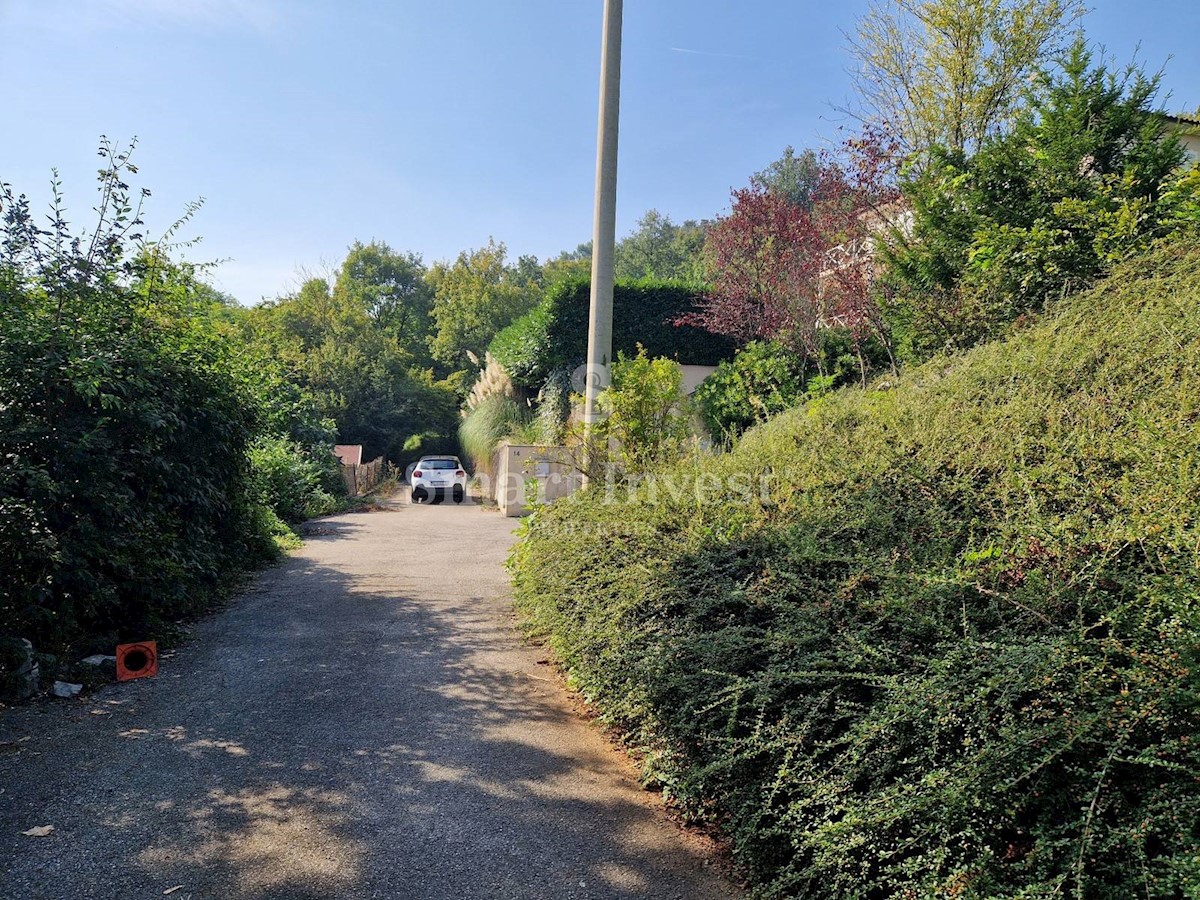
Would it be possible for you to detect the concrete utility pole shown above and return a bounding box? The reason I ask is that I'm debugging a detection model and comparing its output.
[583,0,623,456]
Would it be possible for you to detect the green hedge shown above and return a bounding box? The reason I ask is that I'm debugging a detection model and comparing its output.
[489,276,736,388]
[247,435,343,525]
[509,238,1200,898]
[0,152,358,683]
[0,292,270,657]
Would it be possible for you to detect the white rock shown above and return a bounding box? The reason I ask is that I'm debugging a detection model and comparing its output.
[80,655,117,666]
[51,681,82,698]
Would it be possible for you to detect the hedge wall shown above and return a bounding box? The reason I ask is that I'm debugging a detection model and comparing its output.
[489,276,736,388]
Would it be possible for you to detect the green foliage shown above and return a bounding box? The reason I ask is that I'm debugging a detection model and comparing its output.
[887,42,1190,360]
[541,245,593,288]
[0,143,346,661]
[545,212,709,286]
[594,348,695,475]
[458,394,531,474]
[247,436,341,524]
[0,146,272,654]
[613,210,709,282]
[694,335,871,440]
[332,359,460,468]
[335,240,434,363]
[510,238,1200,898]
[490,276,737,390]
[427,238,542,369]
[1161,163,1200,234]
[752,146,824,210]
[241,272,461,466]
[850,0,1085,159]
[488,299,555,387]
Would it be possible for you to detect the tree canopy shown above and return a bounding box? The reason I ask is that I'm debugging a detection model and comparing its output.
[613,210,709,282]
[885,42,1190,357]
[334,240,434,362]
[427,238,541,369]
[848,0,1084,159]
[752,146,824,209]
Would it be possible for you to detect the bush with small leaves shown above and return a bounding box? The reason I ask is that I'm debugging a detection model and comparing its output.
[511,238,1200,898]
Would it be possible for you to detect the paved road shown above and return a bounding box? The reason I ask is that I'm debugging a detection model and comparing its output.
[0,499,738,899]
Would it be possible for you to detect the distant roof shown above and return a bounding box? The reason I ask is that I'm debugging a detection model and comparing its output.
[1165,112,1200,129]
[333,444,363,466]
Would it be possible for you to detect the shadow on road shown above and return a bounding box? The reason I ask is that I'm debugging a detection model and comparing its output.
[0,522,733,900]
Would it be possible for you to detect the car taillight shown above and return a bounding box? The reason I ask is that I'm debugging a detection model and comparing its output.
[456,470,465,477]
[412,470,422,477]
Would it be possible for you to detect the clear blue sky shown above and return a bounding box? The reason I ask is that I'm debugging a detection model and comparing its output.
[3,0,1197,305]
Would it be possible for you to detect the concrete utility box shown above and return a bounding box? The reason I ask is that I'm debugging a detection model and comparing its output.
[493,444,584,517]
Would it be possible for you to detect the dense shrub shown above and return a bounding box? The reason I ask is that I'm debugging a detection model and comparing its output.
[694,333,880,440]
[0,146,335,660]
[587,348,695,478]
[490,276,737,389]
[0,273,265,653]
[332,358,461,468]
[885,44,1193,361]
[238,276,462,468]
[247,436,341,524]
[510,238,1200,898]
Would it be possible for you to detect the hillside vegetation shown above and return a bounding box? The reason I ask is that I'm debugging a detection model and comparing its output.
[510,238,1200,898]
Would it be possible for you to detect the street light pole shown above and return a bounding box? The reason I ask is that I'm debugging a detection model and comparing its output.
[583,0,622,473]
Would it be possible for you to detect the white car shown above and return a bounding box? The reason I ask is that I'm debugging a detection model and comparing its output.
[410,455,467,504]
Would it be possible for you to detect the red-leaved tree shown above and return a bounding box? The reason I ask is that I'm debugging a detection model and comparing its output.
[810,129,903,374]
[690,129,902,379]
[691,187,826,354]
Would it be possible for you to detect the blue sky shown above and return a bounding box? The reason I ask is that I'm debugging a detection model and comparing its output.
[3,0,1197,305]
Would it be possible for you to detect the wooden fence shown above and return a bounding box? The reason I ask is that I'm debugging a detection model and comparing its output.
[341,456,385,496]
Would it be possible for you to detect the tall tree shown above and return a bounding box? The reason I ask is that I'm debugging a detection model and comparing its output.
[266,276,363,356]
[848,0,1084,159]
[541,243,593,287]
[513,253,545,291]
[752,146,824,209]
[242,259,460,462]
[885,41,1189,357]
[334,241,433,361]
[613,210,709,282]
[427,239,540,369]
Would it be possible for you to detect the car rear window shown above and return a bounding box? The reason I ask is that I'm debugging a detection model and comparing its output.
[421,458,459,470]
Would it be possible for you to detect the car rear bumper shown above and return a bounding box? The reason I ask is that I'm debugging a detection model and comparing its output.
[411,482,466,502]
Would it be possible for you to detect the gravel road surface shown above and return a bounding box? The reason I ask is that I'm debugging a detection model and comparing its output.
[0,499,739,899]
